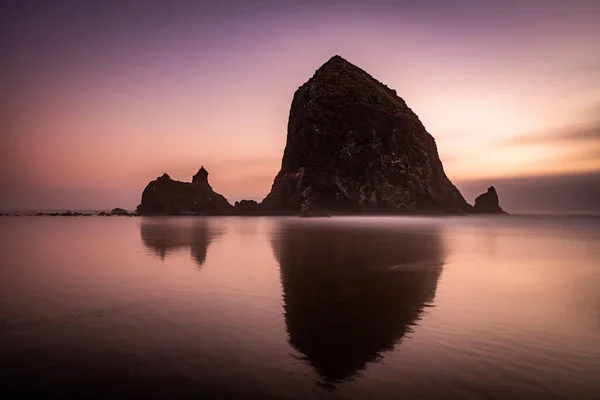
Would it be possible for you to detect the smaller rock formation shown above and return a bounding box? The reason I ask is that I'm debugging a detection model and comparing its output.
[111,208,130,216]
[472,186,507,214]
[233,200,261,215]
[137,168,233,215]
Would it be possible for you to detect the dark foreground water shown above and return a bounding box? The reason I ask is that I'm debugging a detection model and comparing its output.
[1,216,599,399]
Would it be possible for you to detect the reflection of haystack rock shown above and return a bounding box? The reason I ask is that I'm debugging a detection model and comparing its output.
[271,222,444,384]
[140,218,221,266]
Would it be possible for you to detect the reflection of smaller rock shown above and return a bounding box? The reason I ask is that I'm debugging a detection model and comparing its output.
[140,219,222,267]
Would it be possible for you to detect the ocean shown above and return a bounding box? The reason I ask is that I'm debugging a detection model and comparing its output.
[1,215,599,399]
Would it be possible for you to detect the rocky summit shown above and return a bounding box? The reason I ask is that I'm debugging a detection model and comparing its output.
[472,186,506,214]
[136,168,232,215]
[261,55,472,214]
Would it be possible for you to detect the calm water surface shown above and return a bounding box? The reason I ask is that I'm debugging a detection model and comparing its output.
[1,216,599,399]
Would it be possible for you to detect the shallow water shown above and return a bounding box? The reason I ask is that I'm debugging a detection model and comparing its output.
[1,216,599,399]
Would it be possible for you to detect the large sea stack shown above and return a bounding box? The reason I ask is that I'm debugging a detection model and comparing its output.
[136,167,232,215]
[261,56,472,214]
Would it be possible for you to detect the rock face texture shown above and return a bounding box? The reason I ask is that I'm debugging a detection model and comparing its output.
[136,169,232,215]
[261,55,471,214]
[472,186,506,214]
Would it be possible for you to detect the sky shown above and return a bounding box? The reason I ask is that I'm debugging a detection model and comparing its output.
[2,0,600,212]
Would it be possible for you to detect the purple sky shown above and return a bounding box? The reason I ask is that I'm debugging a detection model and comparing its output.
[2,0,600,212]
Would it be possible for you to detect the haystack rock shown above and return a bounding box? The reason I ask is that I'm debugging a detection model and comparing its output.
[472,186,506,214]
[261,55,472,214]
[136,168,233,215]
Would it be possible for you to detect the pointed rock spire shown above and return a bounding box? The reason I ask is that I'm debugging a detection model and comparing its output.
[192,166,210,187]
[473,186,507,214]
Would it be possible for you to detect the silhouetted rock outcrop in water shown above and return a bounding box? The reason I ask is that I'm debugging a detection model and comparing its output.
[135,56,506,216]
[140,218,222,266]
[261,55,471,214]
[110,208,132,216]
[137,169,232,215]
[233,200,261,215]
[271,221,444,384]
[472,186,507,214]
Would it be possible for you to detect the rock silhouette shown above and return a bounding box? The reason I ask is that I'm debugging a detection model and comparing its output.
[233,200,261,215]
[192,167,210,186]
[137,169,232,215]
[140,218,222,266]
[472,186,506,214]
[110,208,131,216]
[262,55,471,214]
[135,56,506,215]
[271,220,444,384]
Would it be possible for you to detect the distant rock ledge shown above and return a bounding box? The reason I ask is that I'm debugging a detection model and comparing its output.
[0,209,137,217]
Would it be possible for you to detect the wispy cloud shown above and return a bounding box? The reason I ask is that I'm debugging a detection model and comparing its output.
[568,60,600,77]
[494,119,600,176]
[562,147,600,163]
[506,124,600,145]
[439,153,460,163]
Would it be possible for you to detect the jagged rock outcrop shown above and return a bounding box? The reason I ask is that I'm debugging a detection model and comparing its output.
[233,199,261,215]
[261,55,471,214]
[472,186,506,214]
[111,208,132,216]
[136,168,233,215]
